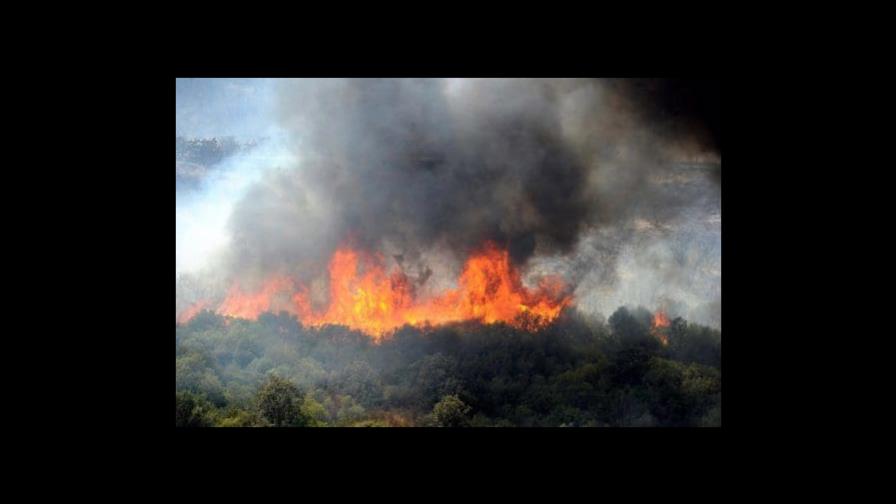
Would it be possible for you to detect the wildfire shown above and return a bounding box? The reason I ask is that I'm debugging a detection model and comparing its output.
[218,276,296,319]
[177,299,209,325]
[178,242,572,341]
[651,309,671,345]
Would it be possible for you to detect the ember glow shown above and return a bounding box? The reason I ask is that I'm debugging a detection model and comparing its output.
[652,309,671,345]
[179,242,572,341]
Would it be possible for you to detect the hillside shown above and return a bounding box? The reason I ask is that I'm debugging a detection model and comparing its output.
[176,306,721,427]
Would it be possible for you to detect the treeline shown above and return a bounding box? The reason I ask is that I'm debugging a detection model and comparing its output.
[175,306,721,427]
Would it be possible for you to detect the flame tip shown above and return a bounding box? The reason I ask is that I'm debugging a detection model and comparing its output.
[177,243,573,338]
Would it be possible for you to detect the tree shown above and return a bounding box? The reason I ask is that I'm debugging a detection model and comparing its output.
[337,360,381,406]
[175,302,721,428]
[608,306,652,345]
[414,353,462,407]
[255,375,311,427]
[432,394,472,427]
[176,391,211,427]
[667,321,721,368]
[217,407,263,427]
[644,358,690,425]
[607,346,651,387]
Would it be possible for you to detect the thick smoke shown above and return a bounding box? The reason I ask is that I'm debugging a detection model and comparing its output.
[176,78,721,327]
[228,79,591,274]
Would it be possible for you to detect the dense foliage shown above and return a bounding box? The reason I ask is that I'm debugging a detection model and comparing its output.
[175,306,721,427]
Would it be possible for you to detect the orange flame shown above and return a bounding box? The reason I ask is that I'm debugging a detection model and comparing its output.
[177,242,572,341]
[177,299,209,324]
[217,276,296,319]
[652,309,671,345]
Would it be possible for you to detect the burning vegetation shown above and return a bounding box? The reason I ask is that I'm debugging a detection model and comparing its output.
[651,309,671,346]
[175,78,721,427]
[179,242,572,340]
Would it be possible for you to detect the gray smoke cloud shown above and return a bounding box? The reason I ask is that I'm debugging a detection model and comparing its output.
[176,78,721,328]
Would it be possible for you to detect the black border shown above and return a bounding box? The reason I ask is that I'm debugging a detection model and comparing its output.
[160,57,732,460]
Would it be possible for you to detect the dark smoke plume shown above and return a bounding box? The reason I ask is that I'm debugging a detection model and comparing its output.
[228,79,715,270]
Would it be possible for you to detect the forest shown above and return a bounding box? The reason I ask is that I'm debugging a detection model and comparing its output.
[176,306,721,427]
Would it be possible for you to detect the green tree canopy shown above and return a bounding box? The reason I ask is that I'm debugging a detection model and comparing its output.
[176,391,212,427]
[255,375,311,427]
[432,394,472,427]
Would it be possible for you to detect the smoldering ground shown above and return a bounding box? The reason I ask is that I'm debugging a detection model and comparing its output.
[175,78,721,328]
